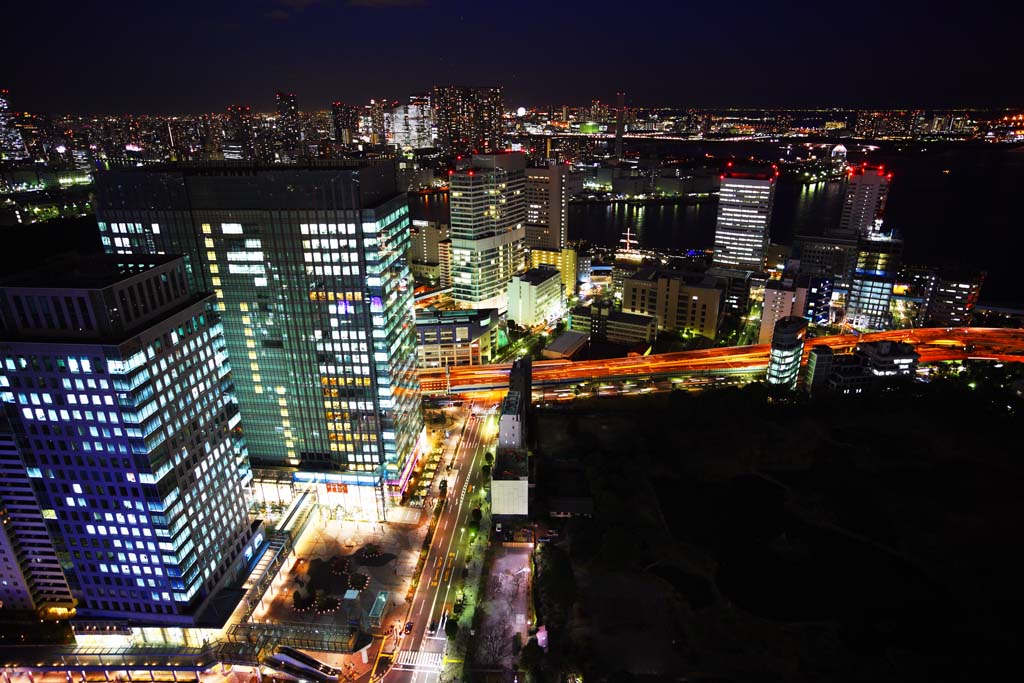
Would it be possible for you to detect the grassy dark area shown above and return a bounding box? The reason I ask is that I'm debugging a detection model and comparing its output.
[531,365,1024,682]
[0,215,104,274]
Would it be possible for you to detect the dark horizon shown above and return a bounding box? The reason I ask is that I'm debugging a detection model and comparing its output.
[7,0,1019,115]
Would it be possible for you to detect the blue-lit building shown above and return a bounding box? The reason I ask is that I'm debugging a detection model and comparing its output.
[847,235,902,331]
[0,255,258,625]
[93,162,424,515]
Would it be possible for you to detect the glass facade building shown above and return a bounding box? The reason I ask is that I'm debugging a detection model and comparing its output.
[93,162,424,504]
[847,235,902,331]
[766,316,808,390]
[0,255,256,624]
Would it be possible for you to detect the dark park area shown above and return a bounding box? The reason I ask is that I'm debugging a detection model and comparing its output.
[530,363,1024,682]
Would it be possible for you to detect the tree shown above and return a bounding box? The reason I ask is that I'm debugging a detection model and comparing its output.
[444,619,460,639]
[476,626,512,666]
[472,507,483,522]
[519,639,544,673]
[482,464,492,479]
[484,452,494,465]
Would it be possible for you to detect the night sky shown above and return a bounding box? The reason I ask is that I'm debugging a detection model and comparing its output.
[7,0,1017,114]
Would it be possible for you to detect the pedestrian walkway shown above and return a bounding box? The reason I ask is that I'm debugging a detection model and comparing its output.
[394,649,443,671]
[387,506,423,525]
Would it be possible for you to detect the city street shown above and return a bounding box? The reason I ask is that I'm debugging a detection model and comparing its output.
[374,401,498,683]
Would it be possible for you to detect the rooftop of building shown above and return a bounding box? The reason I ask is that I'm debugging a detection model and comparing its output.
[515,267,561,286]
[722,163,777,181]
[0,253,182,289]
[848,162,893,178]
[629,267,720,288]
[856,340,919,358]
[544,330,589,356]
[571,304,655,327]
[501,389,522,417]
[415,307,498,326]
[494,449,529,480]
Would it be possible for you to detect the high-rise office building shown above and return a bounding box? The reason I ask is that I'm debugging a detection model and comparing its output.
[0,417,75,616]
[529,247,578,297]
[432,85,504,156]
[93,162,424,512]
[834,164,891,238]
[0,254,257,624]
[450,153,527,311]
[524,164,582,250]
[793,234,858,288]
[0,88,30,161]
[793,273,834,326]
[387,95,433,150]
[331,102,360,145]
[274,92,301,161]
[367,99,388,144]
[766,316,808,390]
[847,235,902,330]
[927,269,985,327]
[223,105,256,161]
[712,167,777,271]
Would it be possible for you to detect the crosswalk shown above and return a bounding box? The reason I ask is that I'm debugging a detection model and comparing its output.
[394,649,443,671]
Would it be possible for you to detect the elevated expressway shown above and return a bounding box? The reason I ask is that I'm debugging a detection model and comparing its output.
[418,328,1024,395]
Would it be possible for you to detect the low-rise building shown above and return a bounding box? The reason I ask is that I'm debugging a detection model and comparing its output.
[507,267,563,327]
[415,308,500,367]
[498,390,524,451]
[808,341,920,395]
[542,330,589,359]
[622,268,723,339]
[570,303,656,345]
[492,449,529,517]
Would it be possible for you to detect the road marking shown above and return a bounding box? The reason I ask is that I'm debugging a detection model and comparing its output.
[394,650,443,671]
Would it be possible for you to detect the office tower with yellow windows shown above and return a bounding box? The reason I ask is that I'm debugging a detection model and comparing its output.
[93,161,424,515]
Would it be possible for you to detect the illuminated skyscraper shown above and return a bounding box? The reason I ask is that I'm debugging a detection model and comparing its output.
[0,254,257,624]
[432,85,504,156]
[331,101,360,145]
[450,153,526,311]
[223,105,256,161]
[0,88,29,161]
[847,234,902,330]
[0,416,75,617]
[712,167,777,271]
[766,316,808,390]
[926,269,985,327]
[524,163,582,250]
[834,163,891,238]
[93,162,424,515]
[274,91,301,161]
[387,95,433,149]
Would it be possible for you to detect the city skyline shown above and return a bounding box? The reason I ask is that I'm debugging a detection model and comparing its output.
[5,1,1020,114]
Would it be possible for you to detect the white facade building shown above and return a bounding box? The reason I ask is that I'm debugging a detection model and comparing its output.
[758,280,797,344]
[712,169,776,271]
[498,390,523,451]
[507,267,562,327]
[450,153,527,311]
[836,164,891,238]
